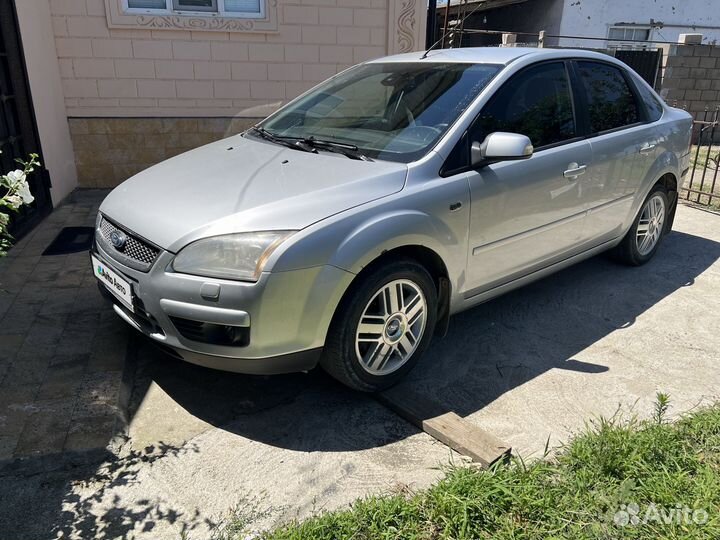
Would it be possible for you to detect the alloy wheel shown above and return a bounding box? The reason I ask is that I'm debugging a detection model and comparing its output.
[636,194,666,256]
[354,279,427,376]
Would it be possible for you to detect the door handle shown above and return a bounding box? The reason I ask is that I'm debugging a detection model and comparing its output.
[640,143,657,154]
[563,163,587,179]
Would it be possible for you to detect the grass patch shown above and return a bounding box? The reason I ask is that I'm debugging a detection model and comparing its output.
[232,397,720,540]
[690,145,719,169]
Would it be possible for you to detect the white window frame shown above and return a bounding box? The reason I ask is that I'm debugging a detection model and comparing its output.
[123,0,266,19]
[607,25,653,50]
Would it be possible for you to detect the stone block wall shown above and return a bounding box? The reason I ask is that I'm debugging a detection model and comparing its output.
[68,117,257,187]
[661,44,720,115]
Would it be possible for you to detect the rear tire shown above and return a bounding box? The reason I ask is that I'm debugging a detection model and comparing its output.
[615,184,669,266]
[320,259,437,392]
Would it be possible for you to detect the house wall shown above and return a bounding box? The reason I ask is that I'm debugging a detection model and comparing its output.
[14,0,78,205]
[45,0,427,187]
[557,0,720,47]
[432,0,563,47]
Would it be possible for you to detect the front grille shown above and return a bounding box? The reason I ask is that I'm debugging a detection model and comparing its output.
[170,316,250,347]
[98,217,160,271]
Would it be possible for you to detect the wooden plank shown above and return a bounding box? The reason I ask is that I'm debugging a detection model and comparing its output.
[377,386,511,468]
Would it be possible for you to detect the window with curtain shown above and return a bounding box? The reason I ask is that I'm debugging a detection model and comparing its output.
[126,0,263,17]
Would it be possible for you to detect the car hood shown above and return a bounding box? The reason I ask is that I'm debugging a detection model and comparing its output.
[99,134,408,252]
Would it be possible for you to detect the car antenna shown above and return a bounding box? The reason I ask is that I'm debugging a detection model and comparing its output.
[420,0,486,59]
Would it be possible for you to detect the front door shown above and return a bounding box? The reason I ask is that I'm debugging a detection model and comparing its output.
[464,61,591,294]
[0,0,52,239]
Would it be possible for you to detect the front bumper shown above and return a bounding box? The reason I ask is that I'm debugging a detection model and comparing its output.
[92,234,354,375]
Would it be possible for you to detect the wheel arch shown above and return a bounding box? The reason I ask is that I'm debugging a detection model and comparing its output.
[624,159,680,234]
[657,171,678,193]
[272,208,463,349]
[347,244,452,337]
[656,171,679,233]
[324,210,459,338]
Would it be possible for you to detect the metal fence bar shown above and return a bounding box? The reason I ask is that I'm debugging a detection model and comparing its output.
[707,139,720,202]
[682,108,720,207]
[688,114,704,202]
[696,111,714,204]
[703,111,718,204]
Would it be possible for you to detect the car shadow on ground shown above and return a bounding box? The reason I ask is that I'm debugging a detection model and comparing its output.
[134,230,720,452]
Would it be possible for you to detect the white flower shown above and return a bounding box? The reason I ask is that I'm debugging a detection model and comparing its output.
[4,194,22,209]
[15,178,34,204]
[5,169,25,185]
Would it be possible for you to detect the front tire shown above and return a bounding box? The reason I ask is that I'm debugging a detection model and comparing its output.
[320,259,438,392]
[615,184,669,266]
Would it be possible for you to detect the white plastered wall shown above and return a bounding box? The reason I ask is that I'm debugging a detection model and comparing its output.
[14,0,78,205]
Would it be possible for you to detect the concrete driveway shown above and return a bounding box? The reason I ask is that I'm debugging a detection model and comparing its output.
[2,203,719,539]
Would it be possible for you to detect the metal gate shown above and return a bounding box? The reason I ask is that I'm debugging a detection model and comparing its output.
[683,108,720,208]
[0,0,52,239]
[613,49,664,89]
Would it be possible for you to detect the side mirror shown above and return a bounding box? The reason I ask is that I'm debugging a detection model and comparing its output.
[471,132,534,167]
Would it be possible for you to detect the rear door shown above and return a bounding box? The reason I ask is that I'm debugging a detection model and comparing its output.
[572,60,656,243]
[464,61,592,293]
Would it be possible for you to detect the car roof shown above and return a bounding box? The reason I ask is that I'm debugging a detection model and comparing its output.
[369,47,614,66]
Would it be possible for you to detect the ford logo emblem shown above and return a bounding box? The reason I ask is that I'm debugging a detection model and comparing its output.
[110,230,127,249]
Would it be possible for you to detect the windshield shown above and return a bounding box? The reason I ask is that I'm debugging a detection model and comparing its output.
[256,62,501,163]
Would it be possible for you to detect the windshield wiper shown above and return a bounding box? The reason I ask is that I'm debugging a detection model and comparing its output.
[248,126,316,154]
[249,127,372,161]
[299,137,374,161]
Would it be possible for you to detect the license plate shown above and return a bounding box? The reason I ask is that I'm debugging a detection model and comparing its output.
[92,255,134,312]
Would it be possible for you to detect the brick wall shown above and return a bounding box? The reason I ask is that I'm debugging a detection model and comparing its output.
[52,0,389,118]
[68,117,256,187]
[661,44,720,115]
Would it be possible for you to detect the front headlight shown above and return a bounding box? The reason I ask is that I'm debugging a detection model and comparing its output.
[172,231,295,281]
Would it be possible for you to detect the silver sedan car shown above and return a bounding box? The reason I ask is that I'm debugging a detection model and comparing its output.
[92,47,693,391]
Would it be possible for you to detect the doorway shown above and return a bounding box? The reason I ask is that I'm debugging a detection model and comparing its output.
[0,0,53,240]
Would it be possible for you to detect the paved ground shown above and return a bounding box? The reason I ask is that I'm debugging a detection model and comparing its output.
[1,197,719,539]
[0,189,128,463]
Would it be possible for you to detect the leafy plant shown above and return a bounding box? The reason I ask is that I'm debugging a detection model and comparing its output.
[0,152,40,256]
[653,392,671,424]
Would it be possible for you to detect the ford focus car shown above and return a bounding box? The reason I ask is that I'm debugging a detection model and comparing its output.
[92,47,693,391]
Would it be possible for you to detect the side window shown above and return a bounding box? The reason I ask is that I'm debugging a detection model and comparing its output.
[632,76,664,122]
[576,61,641,132]
[471,62,576,150]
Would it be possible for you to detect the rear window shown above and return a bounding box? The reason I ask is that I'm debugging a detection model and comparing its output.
[576,61,641,133]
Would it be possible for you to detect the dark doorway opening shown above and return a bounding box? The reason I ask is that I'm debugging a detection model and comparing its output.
[0,0,53,240]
